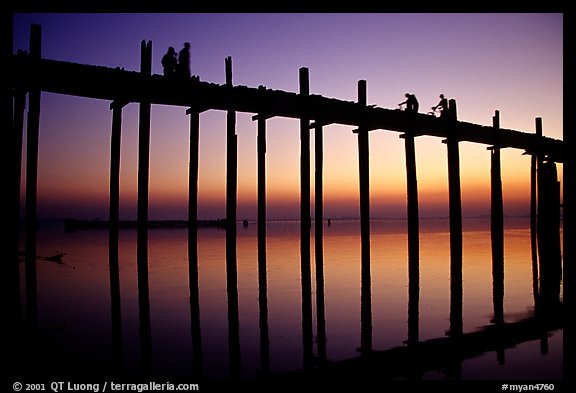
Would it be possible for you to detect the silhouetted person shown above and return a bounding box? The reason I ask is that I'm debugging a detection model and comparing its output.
[161,47,177,78]
[399,93,419,113]
[177,42,191,80]
[432,94,449,118]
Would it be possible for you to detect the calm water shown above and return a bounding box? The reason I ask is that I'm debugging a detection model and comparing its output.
[19,218,563,381]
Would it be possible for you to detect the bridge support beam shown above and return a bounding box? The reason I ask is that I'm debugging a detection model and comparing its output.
[530,118,542,300]
[25,23,42,328]
[402,113,420,348]
[186,107,203,379]
[10,87,26,326]
[186,108,200,241]
[299,67,313,370]
[224,56,240,379]
[136,39,152,376]
[445,99,463,346]
[314,120,327,364]
[356,80,372,354]
[108,99,126,372]
[537,160,562,305]
[110,101,126,233]
[255,111,270,373]
[490,110,504,326]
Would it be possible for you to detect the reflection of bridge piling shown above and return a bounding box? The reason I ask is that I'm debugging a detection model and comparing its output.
[10,24,568,376]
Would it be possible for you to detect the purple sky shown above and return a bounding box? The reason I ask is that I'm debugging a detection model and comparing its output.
[12,13,563,220]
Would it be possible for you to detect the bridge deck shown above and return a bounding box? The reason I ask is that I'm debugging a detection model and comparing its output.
[10,54,563,162]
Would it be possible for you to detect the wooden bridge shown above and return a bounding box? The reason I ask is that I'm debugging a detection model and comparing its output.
[6,24,569,380]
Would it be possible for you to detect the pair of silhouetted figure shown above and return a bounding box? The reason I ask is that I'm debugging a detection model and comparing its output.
[162,42,191,79]
[399,93,449,119]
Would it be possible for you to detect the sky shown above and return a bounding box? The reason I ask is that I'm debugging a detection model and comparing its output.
[12,13,563,220]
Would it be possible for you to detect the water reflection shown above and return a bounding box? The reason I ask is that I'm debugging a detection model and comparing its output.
[226,226,241,380]
[137,227,152,376]
[188,226,203,380]
[301,221,314,371]
[108,226,123,373]
[18,218,564,381]
[315,221,327,366]
[258,220,270,374]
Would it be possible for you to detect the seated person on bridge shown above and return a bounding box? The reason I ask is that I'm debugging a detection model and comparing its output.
[399,93,419,113]
[432,94,449,118]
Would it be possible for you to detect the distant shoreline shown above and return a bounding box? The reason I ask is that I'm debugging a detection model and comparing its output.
[59,216,538,231]
[64,218,227,231]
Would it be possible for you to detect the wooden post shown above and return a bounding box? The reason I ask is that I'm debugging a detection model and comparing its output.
[254,104,270,374]
[402,112,420,348]
[109,100,126,372]
[256,101,267,235]
[490,110,504,326]
[137,40,152,233]
[357,79,372,354]
[224,57,240,379]
[4,15,15,314]
[136,40,152,376]
[257,169,270,375]
[314,121,327,364]
[446,99,463,340]
[530,118,542,301]
[186,107,202,379]
[10,87,26,325]
[25,23,42,328]
[315,122,323,232]
[186,108,200,239]
[537,160,562,304]
[225,56,237,233]
[109,101,126,232]
[299,67,313,370]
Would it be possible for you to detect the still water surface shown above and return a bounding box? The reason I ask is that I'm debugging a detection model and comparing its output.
[24,218,562,381]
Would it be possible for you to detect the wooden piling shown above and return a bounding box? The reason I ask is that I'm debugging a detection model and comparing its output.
[357,79,372,353]
[186,108,200,238]
[256,104,267,234]
[490,110,504,326]
[257,199,270,374]
[402,113,420,349]
[530,118,542,300]
[314,121,327,364]
[109,101,126,232]
[254,102,270,373]
[108,100,126,372]
[224,57,240,379]
[186,107,203,379]
[5,16,15,313]
[136,40,152,376]
[445,99,463,339]
[137,40,152,233]
[403,110,420,349]
[537,160,562,304]
[225,56,237,233]
[315,122,323,232]
[25,23,42,328]
[299,67,313,370]
[10,88,26,325]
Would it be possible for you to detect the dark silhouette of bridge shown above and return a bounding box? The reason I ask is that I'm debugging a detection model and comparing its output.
[6,24,570,382]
